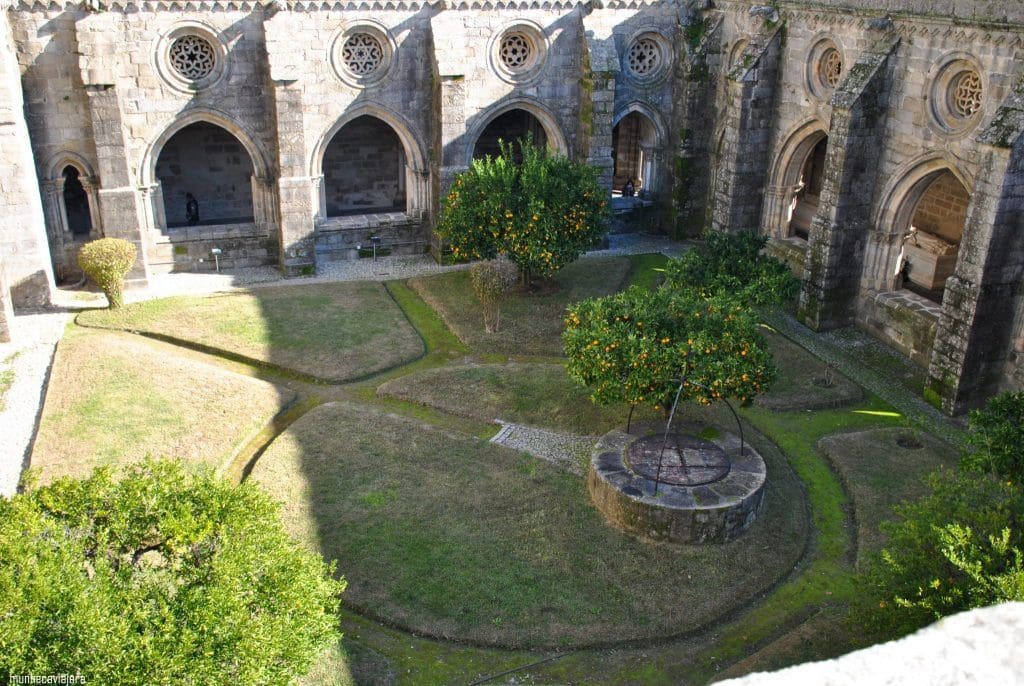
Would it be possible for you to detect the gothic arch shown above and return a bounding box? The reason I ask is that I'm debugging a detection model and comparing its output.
[871,154,974,295]
[611,102,667,195]
[310,104,430,218]
[142,108,272,186]
[763,119,829,238]
[142,109,275,234]
[768,119,829,189]
[612,101,668,146]
[39,151,102,283]
[43,151,97,182]
[874,153,973,239]
[466,98,569,166]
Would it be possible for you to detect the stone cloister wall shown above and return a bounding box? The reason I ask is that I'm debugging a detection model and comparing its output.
[2,0,1024,411]
[707,0,1024,412]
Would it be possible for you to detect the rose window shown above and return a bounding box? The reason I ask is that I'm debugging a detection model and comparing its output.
[628,38,661,77]
[169,35,216,81]
[342,33,384,76]
[952,71,983,118]
[820,48,842,89]
[499,33,532,70]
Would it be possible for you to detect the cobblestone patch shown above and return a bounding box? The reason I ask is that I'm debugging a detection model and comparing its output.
[490,420,596,476]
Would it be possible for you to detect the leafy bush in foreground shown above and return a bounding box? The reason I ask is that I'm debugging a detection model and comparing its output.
[961,391,1024,484]
[857,468,1024,638]
[0,460,344,685]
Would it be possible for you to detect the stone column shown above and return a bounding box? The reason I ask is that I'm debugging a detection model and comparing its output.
[77,12,150,289]
[798,36,900,330]
[429,10,471,256]
[0,3,54,308]
[581,9,618,191]
[710,24,783,234]
[265,8,317,276]
[927,125,1024,413]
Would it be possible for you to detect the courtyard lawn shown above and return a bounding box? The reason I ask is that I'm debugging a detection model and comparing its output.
[755,330,863,411]
[252,401,809,649]
[76,281,424,382]
[408,256,631,357]
[816,427,957,566]
[30,329,293,484]
[377,362,660,435]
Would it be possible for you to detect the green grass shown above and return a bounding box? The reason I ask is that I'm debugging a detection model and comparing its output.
[626,252,670,290]
[30,328,293,484]
[252,401,808,649]
[816,427,957,566]
[377,362,660,434]
[408,256,631,357]
[76,282,424,382]
[682,399,909,679]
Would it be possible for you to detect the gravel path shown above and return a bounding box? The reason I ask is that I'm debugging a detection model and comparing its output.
[0,311,69,496]
[490,421,597,476]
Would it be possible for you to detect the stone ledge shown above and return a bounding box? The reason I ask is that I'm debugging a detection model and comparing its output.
[588,425,766,544]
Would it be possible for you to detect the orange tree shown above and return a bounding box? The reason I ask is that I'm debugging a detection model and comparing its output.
[664,229,797,307]
[563,285,774,413]
[436,138,609,284]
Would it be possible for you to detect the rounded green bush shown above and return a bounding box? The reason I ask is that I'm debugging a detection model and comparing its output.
[0,459,344,685]
[77,237,137,308]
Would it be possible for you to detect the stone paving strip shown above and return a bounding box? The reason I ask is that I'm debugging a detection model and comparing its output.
[490,420,597,477]
[763,310,965,446]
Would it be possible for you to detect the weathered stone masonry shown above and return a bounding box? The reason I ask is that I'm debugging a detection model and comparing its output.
[1,0,1023,413]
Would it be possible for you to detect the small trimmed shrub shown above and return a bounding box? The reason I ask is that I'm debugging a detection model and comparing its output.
[0,459,344,685]
[564,285,774,414]
[961,391,1024,484]
[469,256,518,333]
[436,138,610,285]
[857,468,1024,639]
[78,237,137,308]
[664,230,797,307]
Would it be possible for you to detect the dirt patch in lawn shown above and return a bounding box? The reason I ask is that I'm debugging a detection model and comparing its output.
[252,402,808,649]
[76,282,424,382]
[816,427,957,567]
[408,257,631,357]
[30,329,293,484]
[377,362,660,435]
[754,332,863,411]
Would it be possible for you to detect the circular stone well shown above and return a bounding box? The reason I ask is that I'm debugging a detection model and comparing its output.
[588,426,766,544]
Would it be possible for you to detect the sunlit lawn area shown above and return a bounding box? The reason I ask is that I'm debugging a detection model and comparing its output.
[76,281,424,382]
[30,328,293,484]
